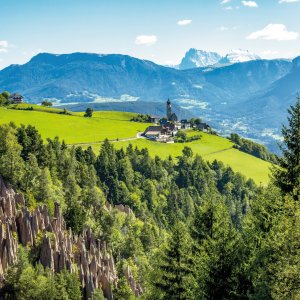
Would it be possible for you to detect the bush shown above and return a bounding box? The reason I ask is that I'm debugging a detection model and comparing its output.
[84,107,94,117]
[41,100,53,107]
[175,132,201,143]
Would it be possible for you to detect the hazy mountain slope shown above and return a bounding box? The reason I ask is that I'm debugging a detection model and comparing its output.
[0,52,291,109]
[203,59,291,105]
[0,53,205,103]
[239,56,300,127]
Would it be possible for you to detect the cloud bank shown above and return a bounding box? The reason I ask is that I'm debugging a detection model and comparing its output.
[247,24,298,41]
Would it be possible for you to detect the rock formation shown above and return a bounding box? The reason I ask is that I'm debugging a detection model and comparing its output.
[0,177,118,299]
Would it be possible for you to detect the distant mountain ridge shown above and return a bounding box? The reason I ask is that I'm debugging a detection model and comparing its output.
[0,51,299,152]
[177,48,261,69]
[178,49,222,69]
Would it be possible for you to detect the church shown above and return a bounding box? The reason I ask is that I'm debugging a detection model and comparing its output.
[166,99,178,122]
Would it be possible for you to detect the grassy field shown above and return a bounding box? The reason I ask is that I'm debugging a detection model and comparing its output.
[0,106,271,184]
[88,137,271,185]
[0,107,151,144]
[8,103,70,114]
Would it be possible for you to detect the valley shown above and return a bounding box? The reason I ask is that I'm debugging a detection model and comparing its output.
[0,51,298,152]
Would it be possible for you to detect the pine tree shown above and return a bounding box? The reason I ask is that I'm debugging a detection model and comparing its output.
[273,96,300,201]
[154,222,197,300]
[192,191,246,299]
[0,125,24,186]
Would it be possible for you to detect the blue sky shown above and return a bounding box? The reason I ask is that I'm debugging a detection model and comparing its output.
[0,0,299,69]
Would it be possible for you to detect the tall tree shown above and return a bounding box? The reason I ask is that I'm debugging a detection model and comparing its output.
[0,124,24,185]
[273,96,300,201]
[153,222,197,300]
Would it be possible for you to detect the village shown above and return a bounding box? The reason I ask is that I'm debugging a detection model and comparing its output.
[143,99,212,143]
[4,93,213,144]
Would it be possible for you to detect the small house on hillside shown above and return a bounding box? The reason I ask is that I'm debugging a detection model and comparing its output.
[144,126,163,140]
[197,122,211,132]
[181,119,191,130]
[164,122,178,136]
[143,125,175,142]
[150,115,160,124]
[9,93,24,104]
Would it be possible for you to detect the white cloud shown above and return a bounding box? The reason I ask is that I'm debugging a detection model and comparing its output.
[242,1,258,7]
[218,26,239,31]
[0,40,9,53]
[218,26,229,31]
[0,41,8,48]
[135,35,157,46]
[247,24,299,41]
[177,19,192,26]
[221,0,232,4]
[279,0,300,3]
[225,6,233,9]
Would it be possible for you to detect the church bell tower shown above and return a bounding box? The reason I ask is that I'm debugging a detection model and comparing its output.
[166,98,172,120]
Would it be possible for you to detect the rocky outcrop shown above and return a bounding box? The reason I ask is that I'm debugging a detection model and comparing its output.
[124,265,143,297]
[0,177,118,299]
[105,202,134,216]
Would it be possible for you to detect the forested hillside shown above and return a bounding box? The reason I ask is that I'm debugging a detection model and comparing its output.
[0,98,299,299]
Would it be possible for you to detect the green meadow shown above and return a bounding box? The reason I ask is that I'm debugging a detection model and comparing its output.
[0,106,271,184]
[0,106,150,144]
[94,137,271,185]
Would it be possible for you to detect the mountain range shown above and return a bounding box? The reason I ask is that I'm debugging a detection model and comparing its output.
[177,48,261,69]
[0,50,299,152]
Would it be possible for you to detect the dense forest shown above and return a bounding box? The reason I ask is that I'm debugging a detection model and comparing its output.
[0,97,299,299]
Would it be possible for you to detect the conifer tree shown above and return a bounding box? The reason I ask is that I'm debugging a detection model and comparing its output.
[273,96,300,201]
[154,221,197,300]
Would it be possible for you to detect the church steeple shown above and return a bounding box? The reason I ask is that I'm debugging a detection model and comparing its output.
[166,98,172,120]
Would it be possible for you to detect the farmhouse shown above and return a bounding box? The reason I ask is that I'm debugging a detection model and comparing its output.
[9,93,24,104]
[197,122,211,132]
[150,115,160,124]
[181,119,191,130]
[144,126,164,140]
[164,122,177,136]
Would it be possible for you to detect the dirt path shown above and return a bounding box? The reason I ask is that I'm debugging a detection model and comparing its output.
[67,132,144,147]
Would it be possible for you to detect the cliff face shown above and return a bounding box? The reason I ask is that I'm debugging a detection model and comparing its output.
[0,177,117,299]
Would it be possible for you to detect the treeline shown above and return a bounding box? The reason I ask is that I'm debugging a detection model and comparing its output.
[130,113,152,123]
[230,133,278,163]
[0,97,299,299]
